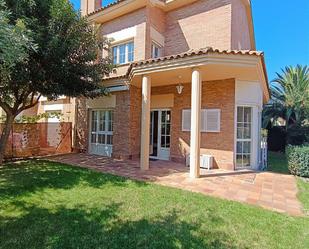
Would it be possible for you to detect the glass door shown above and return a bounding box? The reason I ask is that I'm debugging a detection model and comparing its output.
[236,106,252,168]
[149,110,171,160]
[90,110,113,157]
[158,110,171,160]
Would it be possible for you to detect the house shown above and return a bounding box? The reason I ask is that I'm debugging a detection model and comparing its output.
[76,0,269,178]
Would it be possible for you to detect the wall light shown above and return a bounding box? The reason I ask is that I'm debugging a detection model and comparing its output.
[176,76,184,94]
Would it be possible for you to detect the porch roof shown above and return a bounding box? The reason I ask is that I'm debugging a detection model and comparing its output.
[128,47,264,68]
[103,47,270,103]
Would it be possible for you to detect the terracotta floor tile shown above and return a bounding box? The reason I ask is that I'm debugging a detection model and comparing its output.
[47,153,304,216]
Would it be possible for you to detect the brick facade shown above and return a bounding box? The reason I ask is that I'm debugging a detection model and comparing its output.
[151,79,235,170]
[77,79,235,170]
[76,0,258,170]
[100,0,253,79]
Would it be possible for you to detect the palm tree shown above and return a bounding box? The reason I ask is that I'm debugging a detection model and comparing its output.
[263,65,309,144]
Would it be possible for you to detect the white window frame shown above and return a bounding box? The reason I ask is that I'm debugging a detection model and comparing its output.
[112,40,134,65]
[151,41,162,58]
[235,106,253,168]
[182,109,221,132]
[90,110,113,146]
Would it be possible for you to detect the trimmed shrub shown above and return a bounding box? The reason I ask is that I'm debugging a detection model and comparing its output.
[286,145,309,177]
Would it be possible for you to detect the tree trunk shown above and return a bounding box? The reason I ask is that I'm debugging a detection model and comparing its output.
[0,114,14,165]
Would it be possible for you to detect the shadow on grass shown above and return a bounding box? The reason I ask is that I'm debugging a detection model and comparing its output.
[0,201,243,249]
[0,160,147,199]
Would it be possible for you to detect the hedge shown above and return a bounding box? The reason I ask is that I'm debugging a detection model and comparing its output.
[286,145,309,177]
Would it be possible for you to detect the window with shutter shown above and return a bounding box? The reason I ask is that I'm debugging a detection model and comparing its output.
[182,109,221,132]
[182,110,191,131]
[205,109,221,132]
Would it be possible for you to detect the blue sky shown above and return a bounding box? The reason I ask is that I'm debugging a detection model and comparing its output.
[70,0,309,81]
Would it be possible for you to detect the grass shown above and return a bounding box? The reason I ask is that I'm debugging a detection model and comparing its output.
[0,160,308,249]
[267,151,290,174]
[297,178,309,215]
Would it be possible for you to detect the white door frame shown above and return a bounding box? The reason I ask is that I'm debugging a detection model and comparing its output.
[235,105,254,170]
[88,109,113,157]
[149,109,171,160]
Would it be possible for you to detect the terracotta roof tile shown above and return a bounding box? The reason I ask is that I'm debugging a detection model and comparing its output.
[87,0,129,16]
[129,47,264,67]
[88,0,167,16]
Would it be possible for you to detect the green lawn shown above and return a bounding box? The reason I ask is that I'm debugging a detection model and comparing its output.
[297,178,309,215]
[0,160,308,249]
[268,151,290,174]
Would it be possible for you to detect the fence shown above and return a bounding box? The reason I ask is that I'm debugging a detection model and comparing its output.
[0,122,72,159]
[261,136,268,170]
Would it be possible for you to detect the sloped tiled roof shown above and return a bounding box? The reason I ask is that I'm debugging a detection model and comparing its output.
[103,47,269,99]
[129,47,264,68]
[88,0,126,16]
[88,0,167,16]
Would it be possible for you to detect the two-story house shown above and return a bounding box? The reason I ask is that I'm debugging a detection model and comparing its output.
[75,0,269,178]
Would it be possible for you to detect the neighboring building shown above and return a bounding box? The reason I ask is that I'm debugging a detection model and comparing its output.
[76,0,269,177]
[0,97,75,124]
[34,97,76,124]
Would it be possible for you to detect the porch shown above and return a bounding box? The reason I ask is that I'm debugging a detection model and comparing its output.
[48,153,303,216]
[128,48,269,178]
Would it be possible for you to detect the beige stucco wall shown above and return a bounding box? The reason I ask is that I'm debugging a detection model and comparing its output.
[36,98,75,123]
[86,95,116,109]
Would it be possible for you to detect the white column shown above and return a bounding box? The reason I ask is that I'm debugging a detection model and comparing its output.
[190,68,202,178]
[140,75,151,170]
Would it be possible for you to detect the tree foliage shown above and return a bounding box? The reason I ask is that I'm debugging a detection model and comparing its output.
[263,65,309,145]
[0,0,114,163]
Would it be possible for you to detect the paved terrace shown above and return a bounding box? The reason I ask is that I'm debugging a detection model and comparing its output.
[48,153,303,216]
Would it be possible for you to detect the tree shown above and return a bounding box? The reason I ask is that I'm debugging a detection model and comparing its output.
[0,0,113,164]
[263,65,309,144]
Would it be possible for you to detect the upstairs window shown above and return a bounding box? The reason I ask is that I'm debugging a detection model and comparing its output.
[112,41,134,65]
[151,42,162,58]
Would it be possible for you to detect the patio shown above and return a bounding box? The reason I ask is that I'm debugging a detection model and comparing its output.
[48,153,303,216]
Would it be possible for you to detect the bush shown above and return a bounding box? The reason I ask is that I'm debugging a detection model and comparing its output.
[287,125,309,146]
[286,145,309,177]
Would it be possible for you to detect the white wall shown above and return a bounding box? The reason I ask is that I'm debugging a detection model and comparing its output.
[235,80,263,170]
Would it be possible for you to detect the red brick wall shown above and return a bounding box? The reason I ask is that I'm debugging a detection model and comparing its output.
[76,79,235,169]
[164,0,233,55]
[113,91,131,158]
[129,85,142,159]
[151,78,235,170]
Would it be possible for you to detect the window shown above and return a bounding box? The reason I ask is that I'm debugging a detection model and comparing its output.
[236,106,252,168]
[112,41,134,65]
[182,109,221,132]
[151,42,162,58]
[91,110,113,145]
[160,110,171,148]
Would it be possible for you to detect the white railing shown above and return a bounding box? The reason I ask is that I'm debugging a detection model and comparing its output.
[261,136,268,170]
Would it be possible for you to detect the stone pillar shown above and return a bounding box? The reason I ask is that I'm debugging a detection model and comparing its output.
[190,68,202,178]
[140,75,151,170]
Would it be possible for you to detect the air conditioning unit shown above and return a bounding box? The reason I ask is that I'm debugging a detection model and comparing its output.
[186,154,214,170]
